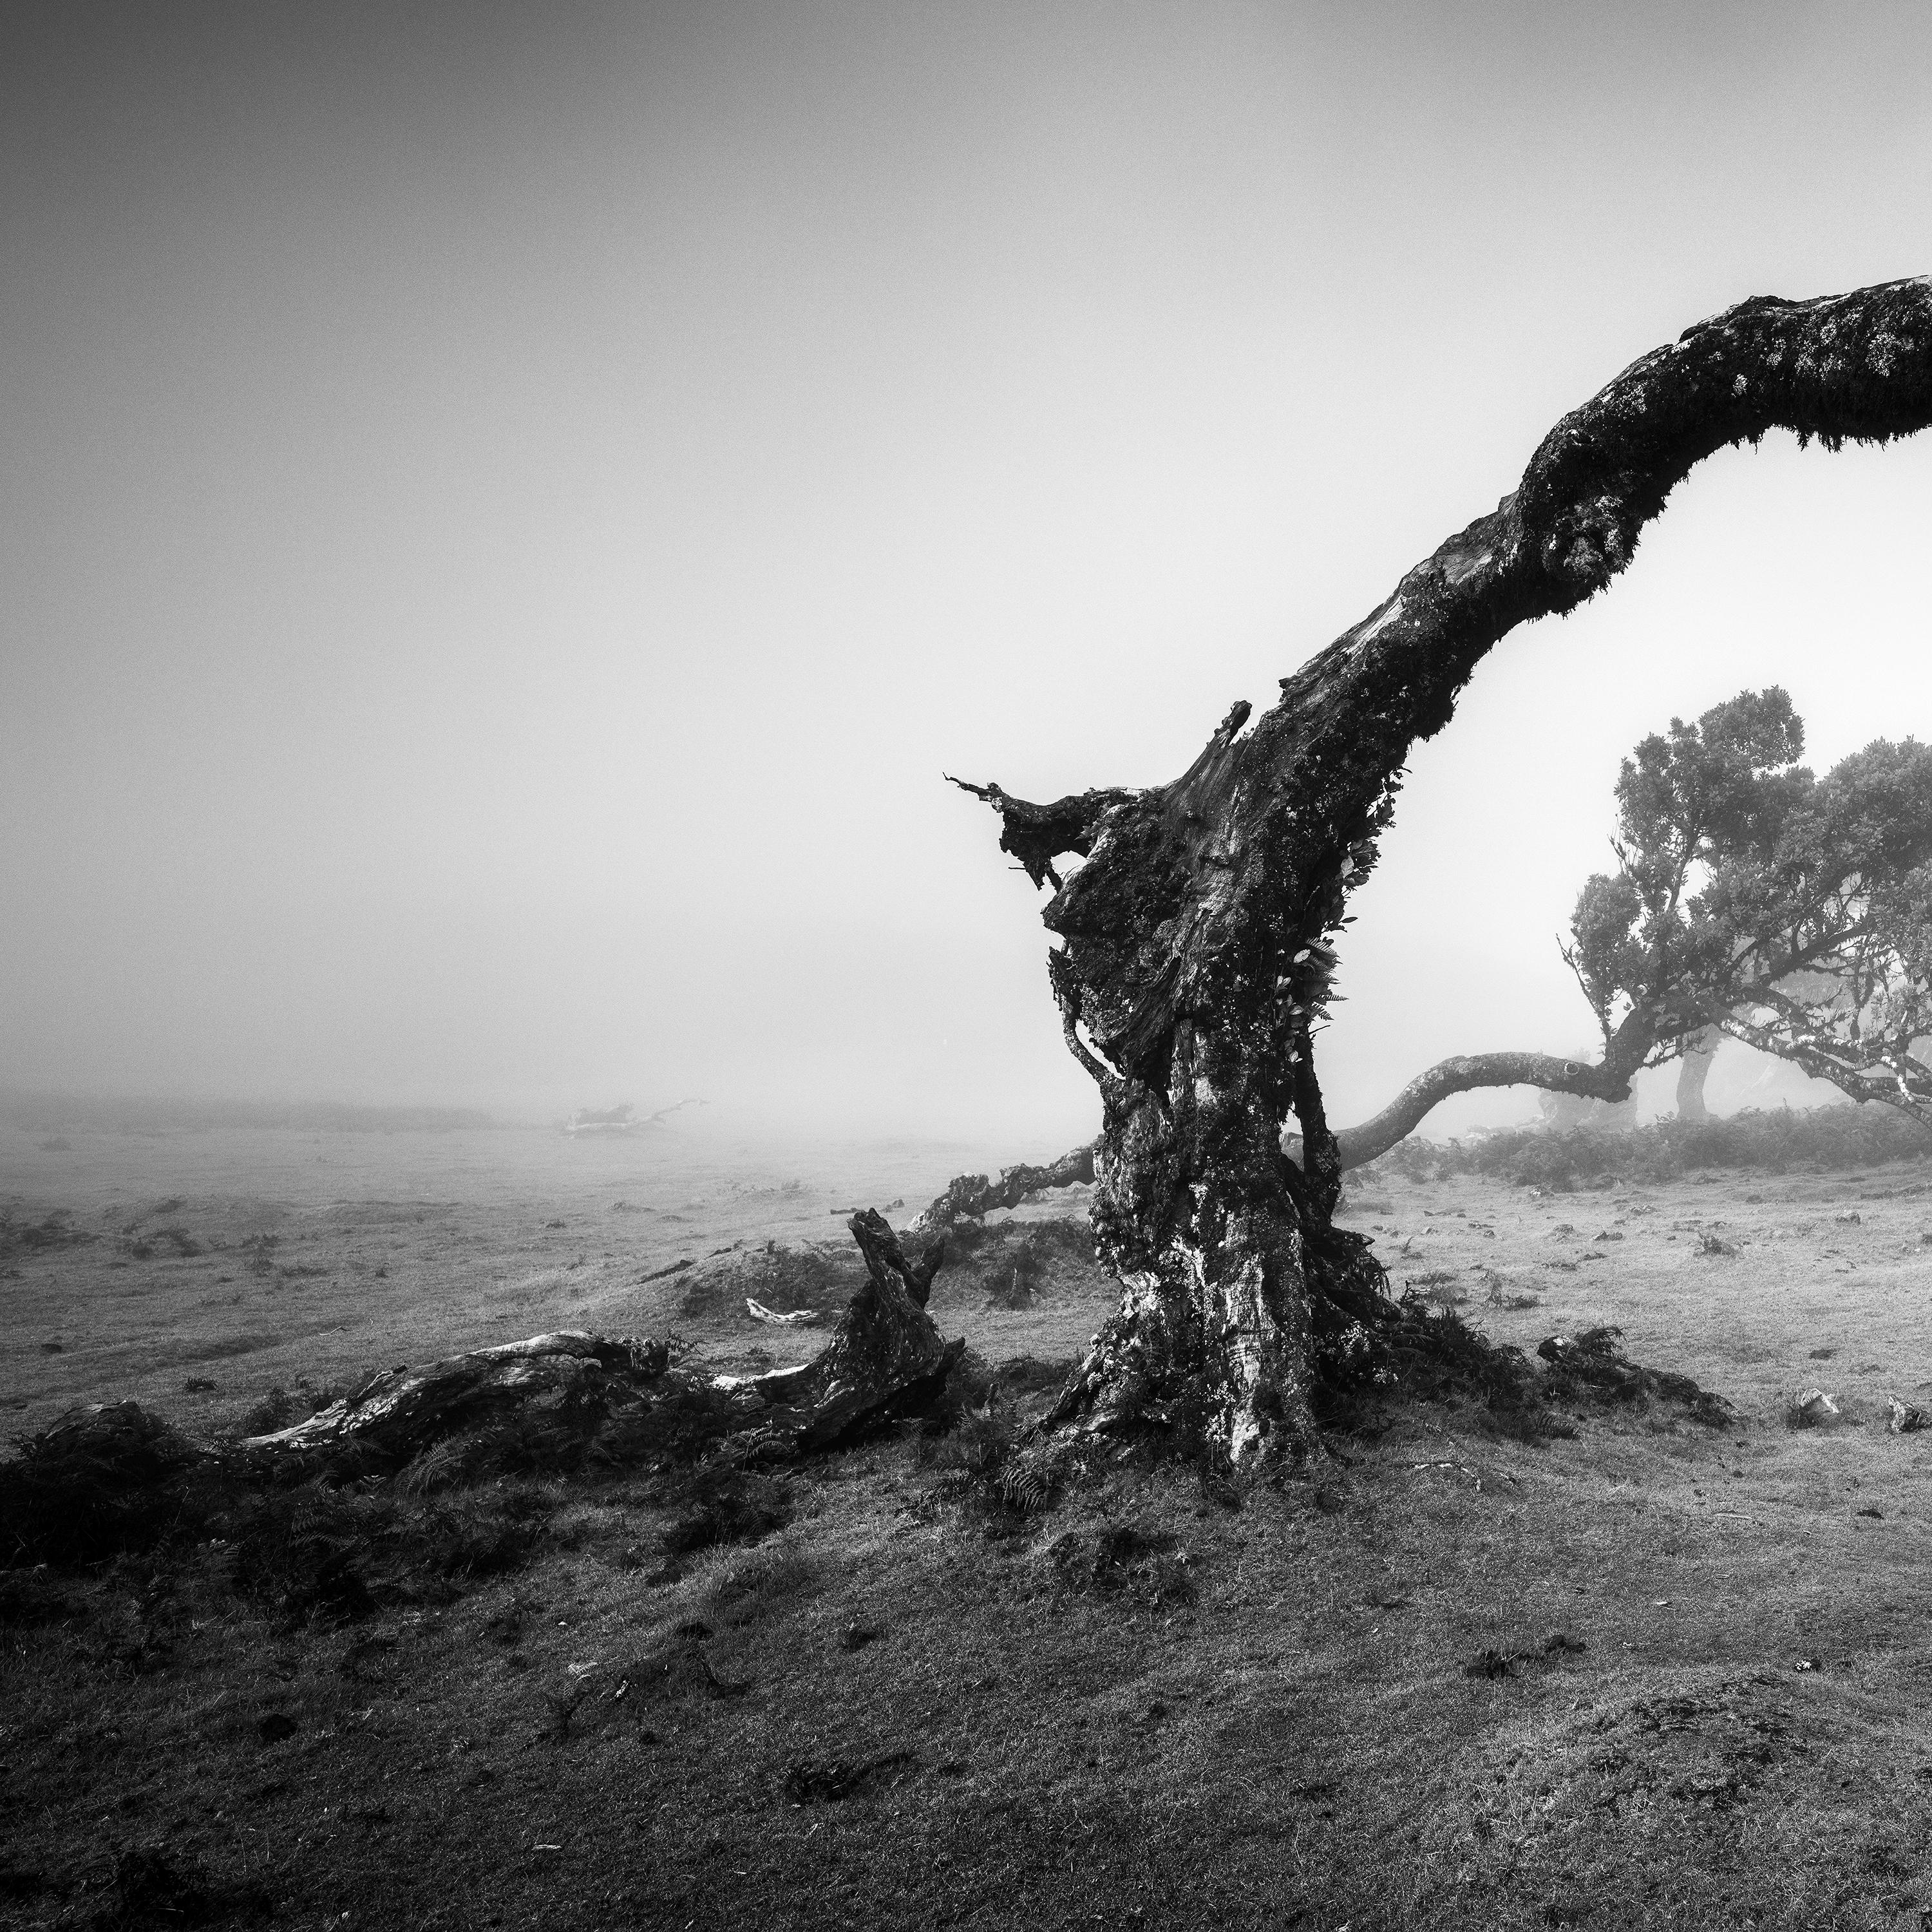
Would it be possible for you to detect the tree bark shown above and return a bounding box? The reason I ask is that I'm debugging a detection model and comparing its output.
[1322,1052,1634,1171]
[240,1211,961,1468]
[1714,999,1932,1131]
[1311,1000,1678,1171]
[1674,1029,1719,1123]
[957,276,1932,1461]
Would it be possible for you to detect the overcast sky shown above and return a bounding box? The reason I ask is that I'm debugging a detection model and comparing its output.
[5,0,1931,1143]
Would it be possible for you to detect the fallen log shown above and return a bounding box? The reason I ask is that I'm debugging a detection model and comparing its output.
[241,1209,958,1469]
[0,1212,962,1568]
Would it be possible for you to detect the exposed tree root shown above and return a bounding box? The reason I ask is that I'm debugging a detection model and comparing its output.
[1034,1275,1733,1466]
[1040,1219,1391,1455]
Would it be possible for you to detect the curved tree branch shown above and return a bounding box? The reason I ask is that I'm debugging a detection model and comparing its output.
[1717,997,1932,1128]
[1319,1051,1641,1172]
[903,1141,1099,1241]
[974,278,1932,1135]
[1285,994,1685,1171]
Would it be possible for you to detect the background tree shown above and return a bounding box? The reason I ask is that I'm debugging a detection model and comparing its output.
[1332,690,1932,1166]
[956,276,1932,1462]
[1673,1030,1720,1123]
[1681,735,1932,1116]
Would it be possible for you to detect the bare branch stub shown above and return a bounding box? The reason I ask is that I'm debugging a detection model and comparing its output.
[960,276,1932,1462]
[945,774,1133,891]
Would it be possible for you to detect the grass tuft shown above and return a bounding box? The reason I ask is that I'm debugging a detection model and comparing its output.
[656,1464,791,1554]
[90,1842,272,1929]
[690,1531,819,1627]
[0,1569,73,1627]
[1050,1523,1197,1605]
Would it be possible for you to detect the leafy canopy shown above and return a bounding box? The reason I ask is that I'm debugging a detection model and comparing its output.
[1565,688,1932,1121]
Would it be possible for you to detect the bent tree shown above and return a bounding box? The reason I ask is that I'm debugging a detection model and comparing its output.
[954,276,1932,1463]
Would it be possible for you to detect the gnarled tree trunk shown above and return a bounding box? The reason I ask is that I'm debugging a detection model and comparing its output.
[957,276,1932,1461]
[1675,1029,1719,1123]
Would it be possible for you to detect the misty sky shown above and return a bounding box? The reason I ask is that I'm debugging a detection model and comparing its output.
[5,1,1932,1143]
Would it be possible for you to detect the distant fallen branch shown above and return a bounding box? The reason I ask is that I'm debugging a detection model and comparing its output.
[563,1098,706,1137]
[645,1097,706,1126]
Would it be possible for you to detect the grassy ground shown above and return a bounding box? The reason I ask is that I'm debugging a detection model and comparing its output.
[8,1130,1932,1929]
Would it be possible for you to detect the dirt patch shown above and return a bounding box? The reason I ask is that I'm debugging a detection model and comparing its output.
[782,1751,916,1803]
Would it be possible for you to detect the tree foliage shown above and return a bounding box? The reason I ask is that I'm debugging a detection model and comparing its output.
[1564,687,1932,1122]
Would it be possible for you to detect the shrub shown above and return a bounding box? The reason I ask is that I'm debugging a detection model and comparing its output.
[657,1466,790,1555]
[925,1406,1014,1482]
[0,1403,202,1566]
[227,1484,386,1622]
[417,1488,553,1579]
[1357,1104,1932,1192]
[0,1211,94,1260]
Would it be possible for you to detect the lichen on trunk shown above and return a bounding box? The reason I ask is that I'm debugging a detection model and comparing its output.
[957,275,1932,1461]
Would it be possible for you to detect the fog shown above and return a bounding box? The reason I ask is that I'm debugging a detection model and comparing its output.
[5,0,1932,1144]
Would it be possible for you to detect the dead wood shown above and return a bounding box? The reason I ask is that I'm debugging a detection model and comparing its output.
[240,1209,958,1468]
